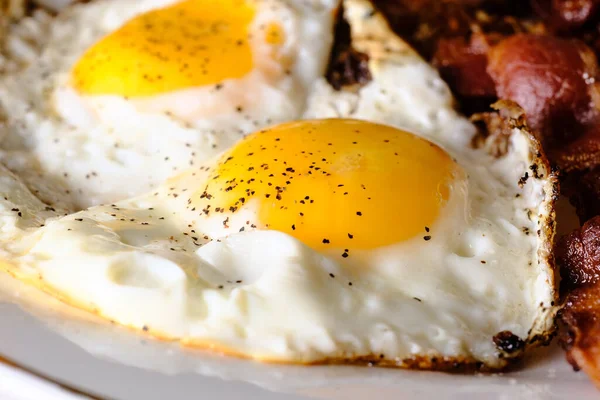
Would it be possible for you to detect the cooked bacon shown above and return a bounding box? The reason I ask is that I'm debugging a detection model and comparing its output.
[386,5,600,173]
[557,217,600,292]
[556,217,600,387]
[374,0,536,60]
[531,0,600,32]
[553,124,600,172]
[488,34,600,146]
[564,167,600,224]
[433,33,498,98]
[560,282,600,388]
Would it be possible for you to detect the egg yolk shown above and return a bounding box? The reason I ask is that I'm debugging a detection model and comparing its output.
[265,23,285,45]
[71,0,257,97]
[192,119,463,251]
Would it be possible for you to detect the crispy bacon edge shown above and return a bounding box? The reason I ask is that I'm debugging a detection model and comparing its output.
[557,216,600,388]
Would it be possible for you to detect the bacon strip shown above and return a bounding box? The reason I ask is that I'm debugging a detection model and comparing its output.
[554,124,600,173]
[557,217,600,387]
[433,34,498,99]
[531,0,600,32]
[488,34,600,147]
[434,31,600,173]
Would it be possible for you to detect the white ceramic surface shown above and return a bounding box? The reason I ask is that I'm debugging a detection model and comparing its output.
[0,361,87,400]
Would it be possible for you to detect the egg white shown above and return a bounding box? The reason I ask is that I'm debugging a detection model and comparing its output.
[0,0,558,369]
[0,0,339,208]
[0,124,556,367]
[0,0,556,368]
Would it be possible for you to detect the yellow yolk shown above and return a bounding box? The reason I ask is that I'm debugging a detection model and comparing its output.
[72,0,256,97]
[265,23,284,45]
[192,119,463,251]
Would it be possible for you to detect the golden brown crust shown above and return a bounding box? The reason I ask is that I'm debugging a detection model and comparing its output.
[312,354,498,373]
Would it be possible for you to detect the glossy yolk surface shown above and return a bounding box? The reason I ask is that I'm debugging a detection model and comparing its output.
[72,0,257,97]
[192,119,462,251]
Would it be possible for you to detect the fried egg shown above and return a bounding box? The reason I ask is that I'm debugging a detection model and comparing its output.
[0,0,339,207]
[0,0,558,370]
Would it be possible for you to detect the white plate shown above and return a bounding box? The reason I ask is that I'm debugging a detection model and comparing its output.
[2,1,594,398]
[0,264,597,400]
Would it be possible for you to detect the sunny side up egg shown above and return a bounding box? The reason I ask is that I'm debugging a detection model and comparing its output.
[0,0,339,208]
[0,0,558,370]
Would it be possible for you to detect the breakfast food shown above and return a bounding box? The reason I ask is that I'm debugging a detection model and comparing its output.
[0,0,558,370]
[367,0,600,387]
[556,216,600,387]
[0,0,339,208]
